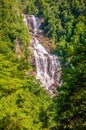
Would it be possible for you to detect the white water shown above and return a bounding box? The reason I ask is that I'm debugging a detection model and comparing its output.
[24,15,61,95]
[31,15,41,34]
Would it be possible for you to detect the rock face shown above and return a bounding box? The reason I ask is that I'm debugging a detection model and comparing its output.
[24,15,61,97]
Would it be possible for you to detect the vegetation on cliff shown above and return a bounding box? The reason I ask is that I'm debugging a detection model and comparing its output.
[0,1,52,130]
[0,0,86,130]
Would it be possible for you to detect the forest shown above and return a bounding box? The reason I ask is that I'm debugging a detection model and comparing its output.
[0,0,86,130]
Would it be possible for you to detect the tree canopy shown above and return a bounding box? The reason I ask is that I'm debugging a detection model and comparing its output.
[0,0,86,129]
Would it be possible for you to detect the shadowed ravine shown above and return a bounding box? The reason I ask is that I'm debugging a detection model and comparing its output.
[24,15,61,97]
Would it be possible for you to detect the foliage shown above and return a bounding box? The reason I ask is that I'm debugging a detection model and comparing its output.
[54,42,86,130]
[0,0,86,129]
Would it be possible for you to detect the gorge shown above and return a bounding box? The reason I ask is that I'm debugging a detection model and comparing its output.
[0,1,85,129]
[24,15,61,97]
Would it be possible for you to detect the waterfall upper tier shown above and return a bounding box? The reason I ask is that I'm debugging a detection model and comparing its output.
[24,15,61,97]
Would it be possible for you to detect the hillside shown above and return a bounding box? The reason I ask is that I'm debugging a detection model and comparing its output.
[0,0,86,130]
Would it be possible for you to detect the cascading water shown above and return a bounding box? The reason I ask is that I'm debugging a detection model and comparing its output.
[24,15,61,96]
[31,15,41,34]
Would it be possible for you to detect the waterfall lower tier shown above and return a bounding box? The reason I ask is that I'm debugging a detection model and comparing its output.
[24,15,61,97]
[34,38,61,94]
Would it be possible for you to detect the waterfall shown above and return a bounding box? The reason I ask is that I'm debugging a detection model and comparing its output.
[31,15,41,34]
[24,15,61,96]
